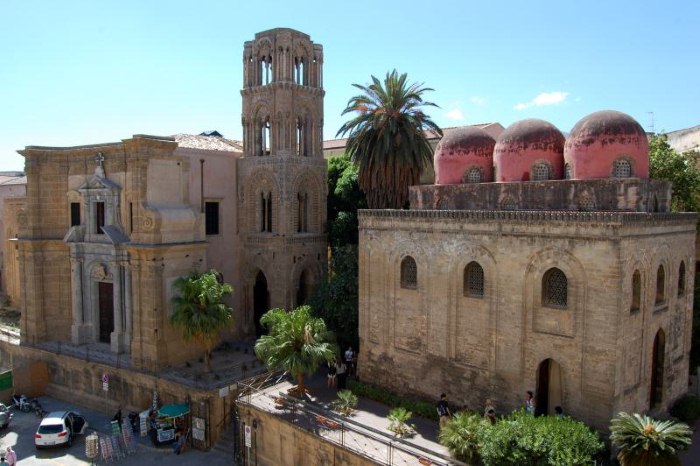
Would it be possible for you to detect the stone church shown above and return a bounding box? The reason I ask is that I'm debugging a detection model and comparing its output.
[357,112,696,430]
[13,28,327,371]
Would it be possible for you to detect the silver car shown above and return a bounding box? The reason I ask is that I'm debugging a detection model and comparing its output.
[34,411,87,448]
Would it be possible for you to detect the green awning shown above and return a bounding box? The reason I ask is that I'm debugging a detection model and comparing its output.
[158,403,190,418]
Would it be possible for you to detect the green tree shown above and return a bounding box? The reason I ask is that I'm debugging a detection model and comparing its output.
[327,154,366,247]
[170,269,233,373]
[254,305,337,395]
[309,244,359,349]
[649,134,700,213]
[610,412,692,466]
[337,69,442,209]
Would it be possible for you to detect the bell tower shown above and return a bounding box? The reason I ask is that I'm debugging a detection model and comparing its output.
[238,28,327,335]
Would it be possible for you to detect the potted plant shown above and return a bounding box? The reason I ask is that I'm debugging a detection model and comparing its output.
[610,412,692,466]
[387,407,415,437]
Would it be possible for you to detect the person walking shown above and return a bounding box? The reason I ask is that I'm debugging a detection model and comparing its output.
[525,391,535,415]
[436,393,451,429]
[327,360,337,389]
[5,446,16,466]
[344,346,355,377]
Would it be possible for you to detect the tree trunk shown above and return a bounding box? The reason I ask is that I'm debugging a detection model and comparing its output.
[204,350,212,373]
[296,372,306,396]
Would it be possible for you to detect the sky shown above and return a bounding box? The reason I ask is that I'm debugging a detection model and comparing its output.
[1,0,698,172]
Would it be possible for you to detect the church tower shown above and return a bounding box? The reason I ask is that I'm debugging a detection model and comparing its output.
[238,28,327,336]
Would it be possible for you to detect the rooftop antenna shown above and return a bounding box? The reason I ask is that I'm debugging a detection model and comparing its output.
[647,111,655,134]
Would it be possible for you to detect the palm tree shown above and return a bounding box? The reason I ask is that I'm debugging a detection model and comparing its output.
[438,412,484,463]
[610,412,692,466]
[254,305,337,396]
[336,69,442,209]
[170,270,233,372]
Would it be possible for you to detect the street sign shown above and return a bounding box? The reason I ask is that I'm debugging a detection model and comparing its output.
[101,373,109,383]
[244,424,251,447]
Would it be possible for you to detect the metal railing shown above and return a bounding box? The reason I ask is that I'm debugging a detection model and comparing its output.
[236,376,468,466]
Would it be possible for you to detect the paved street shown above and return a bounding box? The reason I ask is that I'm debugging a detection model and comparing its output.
[0,396,233,466]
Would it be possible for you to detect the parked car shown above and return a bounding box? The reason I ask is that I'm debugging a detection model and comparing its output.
[0,402,11,428]
[34,411,87,448]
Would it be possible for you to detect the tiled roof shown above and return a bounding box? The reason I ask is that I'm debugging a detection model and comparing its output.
[173,134,243,152]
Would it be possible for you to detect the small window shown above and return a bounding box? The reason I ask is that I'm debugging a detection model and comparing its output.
[205,201,220,235]
[95,202,105,234]
[678,261,686,296]
[631,270,641,312]
[542,268,567,308]
[578,195,596,211]
[501,197,517,211]
[532,162,551,181]
[613,159,632,178]
[464,262,484,297]
[565,163,572,180]
[655,265,665,304]
[464,167,483,184]
[70,202,81,227]
[400,256,417,290]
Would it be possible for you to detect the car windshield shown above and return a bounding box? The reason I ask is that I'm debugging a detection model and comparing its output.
[38,424,64,435]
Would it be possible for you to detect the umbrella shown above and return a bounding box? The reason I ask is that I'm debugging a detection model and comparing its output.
[157,404,190,418]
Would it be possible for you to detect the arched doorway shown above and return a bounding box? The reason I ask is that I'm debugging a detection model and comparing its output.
[296,269,310,307]
[253,271,269,337]
[650,329,666,410]
[535,359,563,416]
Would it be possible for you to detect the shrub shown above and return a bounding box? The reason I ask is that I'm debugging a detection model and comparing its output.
[670,395,700,423]
[387,407,415,437]
[478,410,604,466]
[334,390,358,416]
[438,412,485,463]
[348,379,439,421]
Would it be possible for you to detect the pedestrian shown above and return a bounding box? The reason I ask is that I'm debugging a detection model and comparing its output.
[344,346,355,377]
[4,446,16,466]
[336,359,348,390]
[554,405,564,418]
[436,393,451,429]
[484,399,497,424]
[173,428,183,454]
[327,360,337,389]
[525,391,535,415]
[113,406,123,429]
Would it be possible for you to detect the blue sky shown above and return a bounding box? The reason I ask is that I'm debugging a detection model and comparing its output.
[1,0,698,171]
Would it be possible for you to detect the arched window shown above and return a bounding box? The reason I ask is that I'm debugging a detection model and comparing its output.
[400,256,417,290]
[259,55,272,85]
[532,162,551,181]
[578,194,595,211]
[463,262,484,297]
[296,117,306,156]
[464,166,483,183]
[613,158,632,178]
[655,265,666,304]
[259,118,271,156]
[565,163,572,180]
[294,56,305,85]
[542,268,567,308]
[678,261,686,296]
[297,192,308,233]
[631,270,641,312]
[260,191,272,232]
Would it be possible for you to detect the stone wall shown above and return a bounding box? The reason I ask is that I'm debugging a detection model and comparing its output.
[237,403,379,466]
[357,209,696,430]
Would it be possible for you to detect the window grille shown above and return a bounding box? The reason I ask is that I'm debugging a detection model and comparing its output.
[613,159,632,178]
[578,195,596,211]
[464,262,484,297]
[543,268,567,307]
[464,167,483,183]
[532,162,551,181]
[400,256,417,289]
[565,163,572,180]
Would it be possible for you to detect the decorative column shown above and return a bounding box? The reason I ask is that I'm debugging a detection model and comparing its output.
[124,264,133,351]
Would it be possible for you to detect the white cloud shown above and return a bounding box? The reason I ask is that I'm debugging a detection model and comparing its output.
[445,108,465,121]
[470,96,486,106]
[515,91,569,110]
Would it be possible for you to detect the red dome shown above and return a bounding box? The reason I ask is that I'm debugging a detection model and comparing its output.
[564,110,648,179]
[493,119,564,182]
[434,126,495,185]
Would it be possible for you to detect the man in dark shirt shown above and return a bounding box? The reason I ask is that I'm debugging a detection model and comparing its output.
[436,393,451,428]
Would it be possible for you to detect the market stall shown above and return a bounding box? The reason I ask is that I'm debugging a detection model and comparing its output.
[156,403,190,445]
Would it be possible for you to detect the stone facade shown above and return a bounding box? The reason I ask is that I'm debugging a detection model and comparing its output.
[13,28,327,372]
